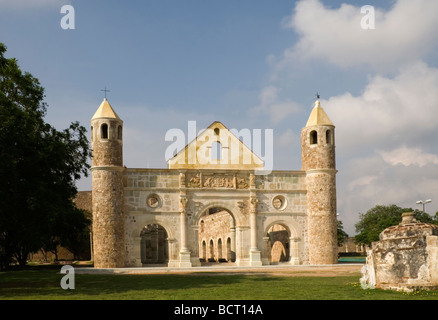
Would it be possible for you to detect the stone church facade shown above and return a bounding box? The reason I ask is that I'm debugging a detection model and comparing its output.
[90,98,338,268]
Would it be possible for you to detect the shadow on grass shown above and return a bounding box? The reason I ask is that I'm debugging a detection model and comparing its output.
[1,265,296,300]
[1,264,437,300]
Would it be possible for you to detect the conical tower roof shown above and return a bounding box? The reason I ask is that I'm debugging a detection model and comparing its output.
[91,98,120,120]
[305,100,333,127]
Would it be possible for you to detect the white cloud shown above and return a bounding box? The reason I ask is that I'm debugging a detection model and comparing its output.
[277,128,296,148]
[337,152,438,235]
[257,0,438,234]
[348,175,379,190]
[324,61,438,153]
[249,85,301,124]
[279,0,438,72]
[380,147,438,167]
[310,61,438,234]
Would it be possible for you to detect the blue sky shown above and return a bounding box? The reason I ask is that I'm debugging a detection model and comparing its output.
[2,0,438,235]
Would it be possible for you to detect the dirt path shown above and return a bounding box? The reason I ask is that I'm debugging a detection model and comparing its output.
[76,263,363,277]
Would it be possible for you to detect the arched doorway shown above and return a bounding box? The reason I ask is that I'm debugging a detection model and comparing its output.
[266,224,290,264]
[140,224,168,265]
[208,239,215,262]
[200,240,207,262]
[198,207,236,264]
[217,238,223,261]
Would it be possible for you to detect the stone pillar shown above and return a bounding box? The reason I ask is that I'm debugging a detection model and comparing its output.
[230,219,236,262]
[289,237,300,265]
[249,195,262,266]
[190,226,201,267]
[262,236,270,265]
[178,197,192,267]
[167,238,178,267]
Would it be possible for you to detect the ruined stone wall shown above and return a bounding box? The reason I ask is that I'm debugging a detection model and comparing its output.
[363,213,438,291]
[255,171,308,264]
[427,236,438,283]
[123,169,181,267]
[338,237,365,254]
[121,169,309,267]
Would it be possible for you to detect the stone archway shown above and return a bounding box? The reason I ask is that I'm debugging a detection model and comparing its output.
[197,207,236,265]
[140,224,169,265]
[266,224,290,264]
[263,220,301,265]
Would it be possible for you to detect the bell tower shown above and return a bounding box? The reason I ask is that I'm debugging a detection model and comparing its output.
[301,98,338,264]
[90,98,125,268]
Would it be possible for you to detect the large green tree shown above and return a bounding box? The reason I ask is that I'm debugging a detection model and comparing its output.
[354,204,438,246]
[0,43,91,269]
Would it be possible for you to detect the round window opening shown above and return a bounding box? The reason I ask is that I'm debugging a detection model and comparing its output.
[272,195,287,210]
[147,194,161,208]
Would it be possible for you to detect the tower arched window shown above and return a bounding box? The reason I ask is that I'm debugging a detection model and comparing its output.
[117,125,122,140]
[310,130,317,145]
[101,123,108,139]
[326,130,332,145]
[91,126,94,142]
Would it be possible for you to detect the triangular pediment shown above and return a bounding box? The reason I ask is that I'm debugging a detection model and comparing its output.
[167,121,264,170]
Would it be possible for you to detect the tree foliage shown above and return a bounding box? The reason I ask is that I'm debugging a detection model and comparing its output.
[337,220,349,247]
[354,204,438,246]
[0,43,91,269]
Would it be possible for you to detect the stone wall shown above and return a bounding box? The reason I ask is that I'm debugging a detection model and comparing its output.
[121,168,309,267]
[338,237,366,254]
[362,212,438,291]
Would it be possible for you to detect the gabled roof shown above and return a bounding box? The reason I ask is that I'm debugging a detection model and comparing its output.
[305,100,334,127]
[91,98,121,120]
[168,121,264,170]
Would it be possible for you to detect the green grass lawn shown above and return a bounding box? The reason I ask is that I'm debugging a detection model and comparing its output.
[1,265,437,300]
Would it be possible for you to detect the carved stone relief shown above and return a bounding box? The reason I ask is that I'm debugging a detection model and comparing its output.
[186,173,249,189]
[203,175,234,188]
[187,173,201,188]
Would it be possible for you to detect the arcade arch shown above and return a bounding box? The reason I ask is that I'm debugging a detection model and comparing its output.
[263,220,301,265]
[198,207,236,264]
[140,224,169,265]
[266,224,290,264]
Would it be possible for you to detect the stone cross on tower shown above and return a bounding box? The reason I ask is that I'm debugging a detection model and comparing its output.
[101,87,110,99]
